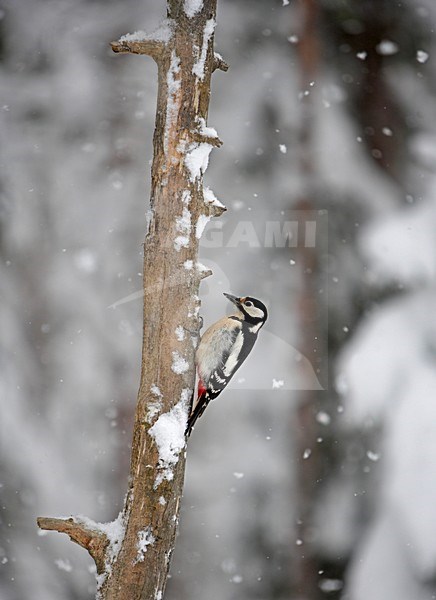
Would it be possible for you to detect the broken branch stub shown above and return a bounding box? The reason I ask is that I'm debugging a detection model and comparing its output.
[37,516,109,575]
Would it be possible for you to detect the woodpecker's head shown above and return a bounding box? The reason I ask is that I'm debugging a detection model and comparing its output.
[224,293,268,328]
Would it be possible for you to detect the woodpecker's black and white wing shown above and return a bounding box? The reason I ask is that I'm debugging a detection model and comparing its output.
[186,318,259,435]
[211,323,258,395]
[196,317,236,376]
[186,294,268,436]
[186,318,237,435]
[196,316,253,398]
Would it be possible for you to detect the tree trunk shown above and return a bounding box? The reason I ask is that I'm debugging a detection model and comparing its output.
[293,1,324,599]
[37,1,227,598]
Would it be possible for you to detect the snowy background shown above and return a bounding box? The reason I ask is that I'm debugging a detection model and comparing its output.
[1,0,436,599]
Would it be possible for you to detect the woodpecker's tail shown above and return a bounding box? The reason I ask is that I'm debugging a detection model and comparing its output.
[185,383,210,437]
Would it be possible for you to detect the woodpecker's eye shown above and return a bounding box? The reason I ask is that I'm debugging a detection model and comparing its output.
[245,301,253,307]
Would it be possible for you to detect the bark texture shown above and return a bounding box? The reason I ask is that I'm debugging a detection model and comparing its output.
[37,1,225,598]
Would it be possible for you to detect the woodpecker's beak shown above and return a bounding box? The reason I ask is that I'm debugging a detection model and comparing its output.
[223,292,241,307]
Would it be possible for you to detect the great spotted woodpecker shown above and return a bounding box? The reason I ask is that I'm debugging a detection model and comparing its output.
[186,293,268,436]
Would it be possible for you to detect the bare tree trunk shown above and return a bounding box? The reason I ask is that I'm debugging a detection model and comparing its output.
[37,1,227,598]
[293,1,324,599]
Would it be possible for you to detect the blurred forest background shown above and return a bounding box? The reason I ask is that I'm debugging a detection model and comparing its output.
[1,0,436,599]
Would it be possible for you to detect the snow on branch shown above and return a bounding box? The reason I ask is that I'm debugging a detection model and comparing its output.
[111,19,174,59]
[36,516,109,574]
[213,51,229,72]
[191,117,223,147]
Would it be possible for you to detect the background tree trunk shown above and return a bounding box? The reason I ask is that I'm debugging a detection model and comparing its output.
[37,1,226,598]
[293,1,325,599]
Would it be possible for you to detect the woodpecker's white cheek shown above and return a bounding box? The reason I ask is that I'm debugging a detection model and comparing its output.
[245,305,264,320]
[223,331,244,377]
